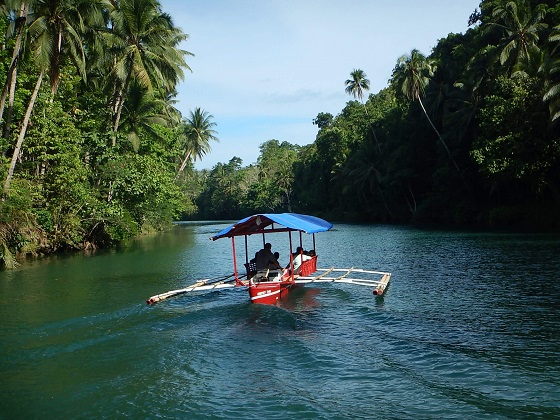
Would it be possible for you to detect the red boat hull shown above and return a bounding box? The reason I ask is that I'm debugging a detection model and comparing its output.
[248,281,299,304]
[246,257,318,304]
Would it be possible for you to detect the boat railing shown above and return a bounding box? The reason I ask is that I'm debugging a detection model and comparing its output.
[299,255,317,276]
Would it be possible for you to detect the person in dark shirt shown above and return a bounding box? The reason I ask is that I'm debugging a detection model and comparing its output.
[256,243,281,270]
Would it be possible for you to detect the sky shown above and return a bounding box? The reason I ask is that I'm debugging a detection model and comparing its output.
[160,0,481,170]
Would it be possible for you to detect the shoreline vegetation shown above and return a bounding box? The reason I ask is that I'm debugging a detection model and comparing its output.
[1,0,560,269]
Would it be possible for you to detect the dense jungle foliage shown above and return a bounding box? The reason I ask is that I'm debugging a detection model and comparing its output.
[193,0,560,230]
[1,0,559,268]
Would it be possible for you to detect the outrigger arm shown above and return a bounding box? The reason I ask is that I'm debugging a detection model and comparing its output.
[146,274,247,305]
[295,268,391,296]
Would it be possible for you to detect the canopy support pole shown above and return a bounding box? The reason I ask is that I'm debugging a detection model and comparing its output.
[231,237,239,282]
[288,231,294,280]
[313,233,316,253]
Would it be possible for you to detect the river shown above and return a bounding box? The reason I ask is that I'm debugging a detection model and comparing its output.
[1,222,559,419]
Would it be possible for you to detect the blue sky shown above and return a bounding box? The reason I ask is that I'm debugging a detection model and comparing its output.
[160,0,481,169]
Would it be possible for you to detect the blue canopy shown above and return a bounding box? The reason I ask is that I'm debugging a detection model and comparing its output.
[211,213,333,240]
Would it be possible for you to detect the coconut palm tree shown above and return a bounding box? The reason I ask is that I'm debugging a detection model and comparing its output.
[345,69,370,104]
[28,0,108,95]
[106,0,192,145]
[484,0,547,76]
[543,24,560,121]
[0,0,29,140]
[338,137,392,217]
[444,77,481,143]
[175,108,219,179]
[118,81,169,151]
[392,49,462,177]
[3,0,108,197]
[344,68,381,152]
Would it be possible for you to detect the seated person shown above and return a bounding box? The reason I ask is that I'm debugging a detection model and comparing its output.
[255,243,282,271]
[286,247,312,274]
[292,247,304,258]
[293,252,311,274]
[268,252,281,270]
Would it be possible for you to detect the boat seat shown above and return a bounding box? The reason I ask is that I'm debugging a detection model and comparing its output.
[267,269,282,281]
[244,261,257,278]
[253,269,282,282]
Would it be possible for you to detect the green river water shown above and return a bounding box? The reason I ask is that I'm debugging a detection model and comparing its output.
[1,222,559,419]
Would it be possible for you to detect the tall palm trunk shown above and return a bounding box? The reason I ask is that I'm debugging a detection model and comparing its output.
[0,2,28,138]
[2,65,18,141]
[3,71,44,199]
[112,70,132,146]
[362,105,381,153]
[48,27,64,98]
[406,184,417,216]
[417,96,462,179]
[175,150,192,180]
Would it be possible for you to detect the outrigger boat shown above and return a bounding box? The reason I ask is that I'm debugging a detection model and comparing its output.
[146,213,391,305]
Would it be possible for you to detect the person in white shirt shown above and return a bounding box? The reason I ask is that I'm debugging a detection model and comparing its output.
[291,248,311,274]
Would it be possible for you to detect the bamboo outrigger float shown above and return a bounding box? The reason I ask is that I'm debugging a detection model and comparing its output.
[147,213,391,305]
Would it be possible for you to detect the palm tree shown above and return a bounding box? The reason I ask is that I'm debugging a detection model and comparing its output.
[28,0,107,95]
[0,0,29,140]
[484,0,547,76]
[339,138,392,217]
[543,24,560,121]
[106,0,192,145]
[345,69,370,104]
[344,68,381,152]
[392,49,462,177]
[2,71,43,197]
[444,77,481,143]
[118,81,169,151]
[3,0,107,197]
[175,108,219,179]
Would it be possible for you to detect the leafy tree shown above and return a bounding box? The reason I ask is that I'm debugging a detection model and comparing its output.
[197,158,244,219]
[472,74,554,188]
[26,100,91,248]
[312,112,333,129]
[254,140,298,212]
